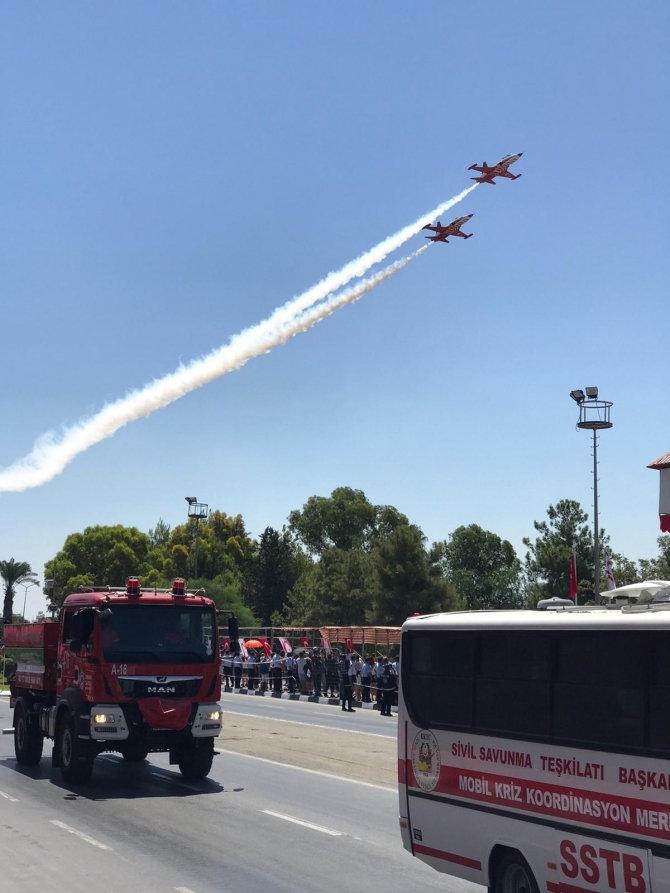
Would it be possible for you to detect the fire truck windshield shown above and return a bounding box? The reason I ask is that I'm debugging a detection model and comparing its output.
[101,605,216,665]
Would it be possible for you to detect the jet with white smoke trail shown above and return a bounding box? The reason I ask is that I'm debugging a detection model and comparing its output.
[253,183,476,331]
[0,246,428,493]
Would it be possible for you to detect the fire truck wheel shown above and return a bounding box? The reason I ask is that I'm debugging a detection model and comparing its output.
[493,851,539,893]
[59,713,93,784]
[178,738,214,779]
[14,698,44,766]
[121,741,149,762]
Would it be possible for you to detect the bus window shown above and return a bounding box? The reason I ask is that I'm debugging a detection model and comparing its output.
[474,632,550,737]
[404,632,473,728]
[554,632,644,749]
[650,635,670,753]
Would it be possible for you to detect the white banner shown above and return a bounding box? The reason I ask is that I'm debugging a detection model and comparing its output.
[605,548,616,590]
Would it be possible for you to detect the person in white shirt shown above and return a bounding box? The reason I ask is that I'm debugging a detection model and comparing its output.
[296,655,307,693]
[361,657,373,702]
[246,652,256,690]
[233,652,243,689]
[270,651,282,693]
[285,654,296,693]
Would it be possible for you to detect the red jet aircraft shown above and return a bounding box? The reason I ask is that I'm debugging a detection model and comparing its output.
[422,214,474,244]
[468,152,523,184]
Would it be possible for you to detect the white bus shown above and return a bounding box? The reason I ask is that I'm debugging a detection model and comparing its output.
[398,604,670,893]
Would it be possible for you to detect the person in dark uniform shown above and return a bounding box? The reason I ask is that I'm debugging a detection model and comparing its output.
[340,653,354,712]
[379,659,395,716]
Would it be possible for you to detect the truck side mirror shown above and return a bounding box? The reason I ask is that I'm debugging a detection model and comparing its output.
[228,615,239,642]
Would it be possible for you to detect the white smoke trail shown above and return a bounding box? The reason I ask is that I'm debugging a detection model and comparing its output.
[0,247,427,493]
[255,183,476,330]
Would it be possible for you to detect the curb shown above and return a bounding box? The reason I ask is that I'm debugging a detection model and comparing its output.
[221,686,398,714]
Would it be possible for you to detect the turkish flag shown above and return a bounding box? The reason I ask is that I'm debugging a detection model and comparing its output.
[221,637,230,653]
[300,638,310,648]
[569,548,578,602]
[260,638,272,657]
[345,637,353,652]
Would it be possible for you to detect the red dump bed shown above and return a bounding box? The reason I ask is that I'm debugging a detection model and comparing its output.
[4,622,59,693]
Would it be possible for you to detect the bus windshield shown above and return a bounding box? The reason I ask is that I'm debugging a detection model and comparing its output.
[100,605,216,665]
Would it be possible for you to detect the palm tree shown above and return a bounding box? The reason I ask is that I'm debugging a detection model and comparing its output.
[0,559,38,625]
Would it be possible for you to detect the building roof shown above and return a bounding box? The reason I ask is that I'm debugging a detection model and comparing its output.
[648,451,670,470]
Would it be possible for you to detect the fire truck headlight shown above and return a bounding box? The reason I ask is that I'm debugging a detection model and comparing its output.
[93,713,116,724]
[205,709,221,722]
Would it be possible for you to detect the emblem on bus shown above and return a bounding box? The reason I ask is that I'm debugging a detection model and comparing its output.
[411,730,441,792]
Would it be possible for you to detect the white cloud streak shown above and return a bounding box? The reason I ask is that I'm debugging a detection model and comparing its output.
[0,247,428,492]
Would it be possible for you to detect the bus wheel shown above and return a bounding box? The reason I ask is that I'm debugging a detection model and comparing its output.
[14,698,44,766]
[493,852,539,893]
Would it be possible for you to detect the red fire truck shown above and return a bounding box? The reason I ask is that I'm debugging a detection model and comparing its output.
[3,577,223,784]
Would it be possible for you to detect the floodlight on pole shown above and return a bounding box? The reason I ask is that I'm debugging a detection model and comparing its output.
[20,579,40,621]
[185,496,209,579]
[570,387,613,604]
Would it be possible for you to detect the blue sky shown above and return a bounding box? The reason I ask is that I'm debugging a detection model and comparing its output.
[1,2,668,618]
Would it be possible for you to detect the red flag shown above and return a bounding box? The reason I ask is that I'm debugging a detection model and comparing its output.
[661,515,670,533]
[221,636,230,653]
[300,637,310,648]
[260,638,272,657]
[345,637,353,653]
[569,548,578,602]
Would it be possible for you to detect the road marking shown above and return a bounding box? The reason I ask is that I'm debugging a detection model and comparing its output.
[216,749,394,792]
[50,820,112,851]
[262,809,343,836]
[221,707,393,739]
[0,790,19,802]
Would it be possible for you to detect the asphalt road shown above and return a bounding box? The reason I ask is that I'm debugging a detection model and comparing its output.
[220,688,397,738]
[0,696,482,893]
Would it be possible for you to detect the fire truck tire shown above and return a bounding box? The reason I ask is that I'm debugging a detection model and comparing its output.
[178,738,214,779]
[492,851,539,893]
[59,713,93,784]
[121,741,149,762]
[14,698,44,766]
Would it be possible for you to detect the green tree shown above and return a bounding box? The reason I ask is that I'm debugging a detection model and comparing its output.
[438,524,522,609]
[639,535,670,581]
[1,559,38,625]
[244,527,310,624]
[285,549,374,626]
[288,487,379,554]
[522,500,616,603]
[373,525,460,623]
[44,525,151,604]
[146,511,256,582]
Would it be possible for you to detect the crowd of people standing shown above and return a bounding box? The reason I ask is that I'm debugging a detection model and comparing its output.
[221,648,398,715]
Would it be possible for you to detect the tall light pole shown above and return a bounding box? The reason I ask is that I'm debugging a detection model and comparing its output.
[185,497,209,580]
[570,387,613,604]
[19,579,40,621]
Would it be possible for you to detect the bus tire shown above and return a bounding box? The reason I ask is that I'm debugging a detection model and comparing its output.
[14,698,44,766]
[59,713,93,785]
[178,738,214,779]
[493,851,539,893]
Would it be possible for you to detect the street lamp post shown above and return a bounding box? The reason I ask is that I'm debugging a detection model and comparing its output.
[570,387,613,605]
[20,579,40,621]
[185,497,209,580]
